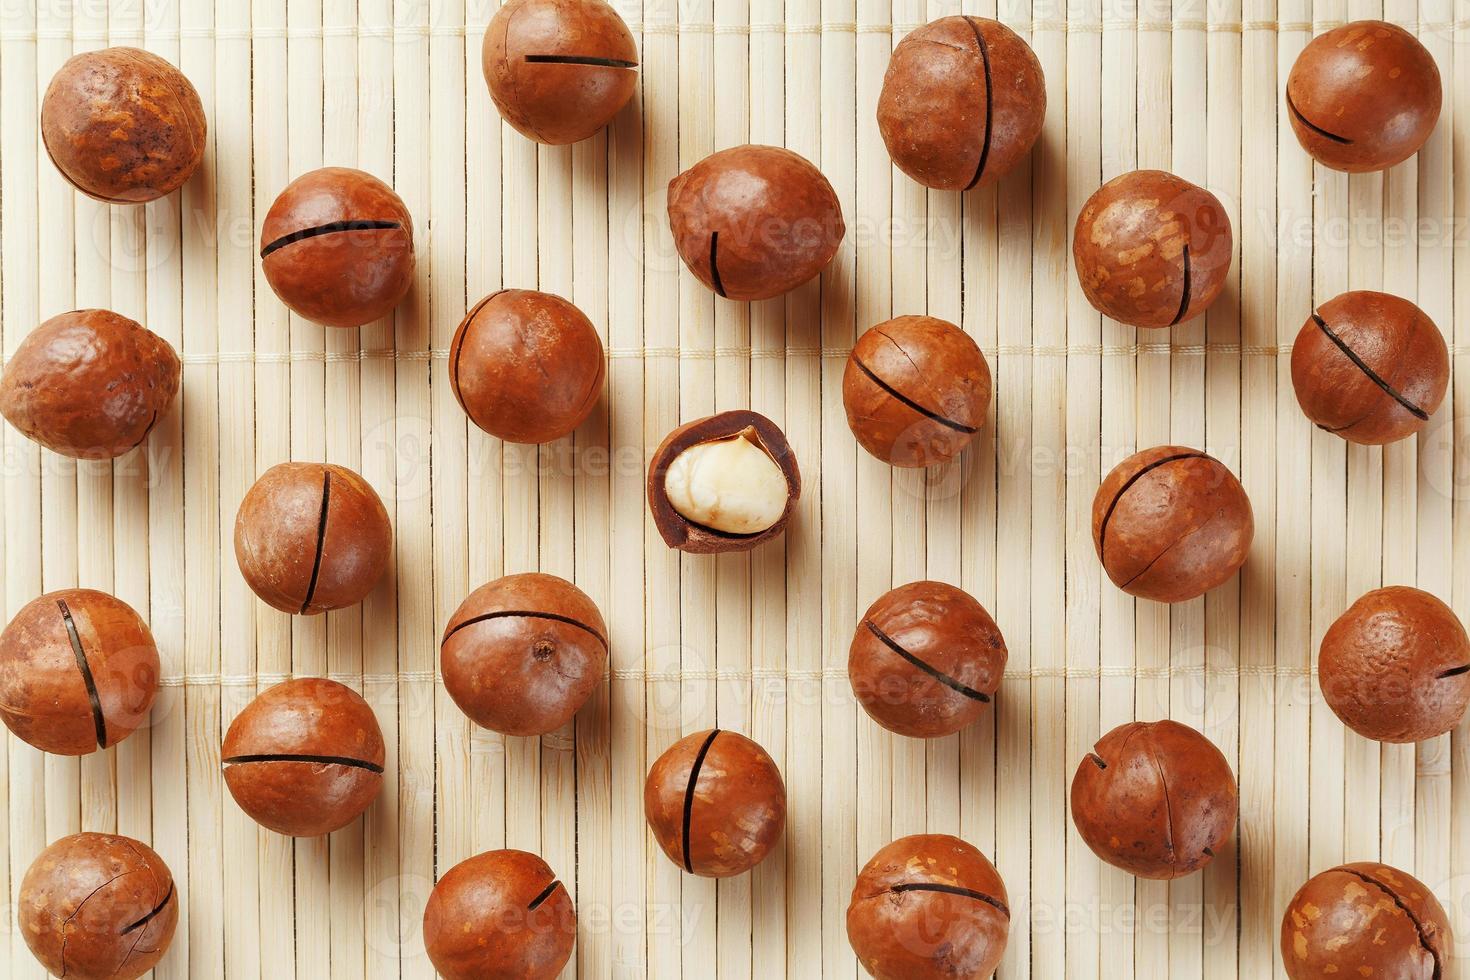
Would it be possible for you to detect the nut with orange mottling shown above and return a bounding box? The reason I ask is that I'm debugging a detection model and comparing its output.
[1282,862,1451,979]
[423,849,575,980]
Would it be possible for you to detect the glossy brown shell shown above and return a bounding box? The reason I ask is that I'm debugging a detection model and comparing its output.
[222,677,385,837]
[0,589,160,756]
[423,849,575,980]
[843,315,992,468]
[1319,586,1470,743]
[644,729,786,878]
[846,834,1010,980]
[482,0,639,146]
[1286,21,1441,173]
[234,461,393,615]
[1282,862,1452,979]
[877,16,1045,191]
[667,144,845,301]
[1291,290,1448,445]
[41,47,205,204]
[1073,169,1233,328]
[848,580,1007,739]
[1070,720,1237,880]
[441,572,608,736]
[260,167,415,328]
[449,289,606,444]
[0,309,181,460]
[1091,445,1254,603]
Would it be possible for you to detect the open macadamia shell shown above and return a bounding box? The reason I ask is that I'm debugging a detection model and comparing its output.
[877,16,1046,191]
[1291,290,1448,445]
[0,589,160,756]
[843,315,992,468]
[647,410,801,554]
[260,167,416,328]
[19,833,179,980]
[846,834,1010,980]
[449,289,606,444]
[42,47,205,204]
[1073,169,1233,328]
[0,309,180,460]
[441,572,608,736]
[1070,720,1237,879]
[1318,586,1470,743]
[423,849,575,980]
[1282,862,1452,979]
[667,144,846,301]
[849,580,1007,739]
[1092,445,1253,603]
[645,729,786,878]
[222,677,385,837]
[482,0,638,146]
[1286,21,1441,173]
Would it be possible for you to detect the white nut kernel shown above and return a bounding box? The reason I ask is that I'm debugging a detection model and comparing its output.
[664,427,788,534]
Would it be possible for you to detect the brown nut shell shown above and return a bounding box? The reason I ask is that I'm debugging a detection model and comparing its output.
[1286,21,1441,173]
[222,677,385,837]
[846,834,1010,980]
[441,572,608,736]
[1290,290,1448,445]
[877,16,1046,191]
[19,833,179,980]
[843,315,992,468]
[647,410,800,554]
[482,0,639,146]
[41,47,205,204]
[1282,862,1452,979]
[1318,586,1470,743]
[0,309,181,460]
[423,849,575,980]
[234,461,393,615]
[644,729,786,878]
[1070,720,1237,880]
[1092,445,1254,603]
[1073,169,1233,328]
[260,167,416,328]
[848,581,1007,739]
[449,289,606,444]
[667,144,846,301]
[0,589,160,756]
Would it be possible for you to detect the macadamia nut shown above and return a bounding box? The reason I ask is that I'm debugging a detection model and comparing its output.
[662,427,789,534]
[424,849,575,980]
[1282,863,1451,979]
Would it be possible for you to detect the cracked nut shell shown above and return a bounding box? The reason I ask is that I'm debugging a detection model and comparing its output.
[234,462,393,616]
[482,0,638,146]
[1282,862,1451,979]
[1319,586,1470,743]
[0,589,160,756]
[847,834,1010,980]
[1092,445,1253,603]
[1070,720,1237,880]
[843,315,992,468]
[42,47,205,204]
[877,16,1045,191]
[260,167,416,328]
[441,573,608,736]
[449,289,605,444]
[648,411,800,554]
[1073,169,1233,328]
[1291,290,1448,445]
[424,849,575,980]
[849,581,1007,739]
[645,729,786,878]
[19,833,178,980]
[1286,21,1441,173]
[0,309,181,460]
[223,677,385,837]
[667,144,845,301]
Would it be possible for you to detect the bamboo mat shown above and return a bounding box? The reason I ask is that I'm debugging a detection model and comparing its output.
[1,0,1469,977]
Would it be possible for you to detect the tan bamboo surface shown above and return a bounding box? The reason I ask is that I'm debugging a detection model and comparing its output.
[2,0,1470,977]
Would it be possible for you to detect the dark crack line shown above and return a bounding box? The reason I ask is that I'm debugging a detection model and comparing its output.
[853,358,978,434]
[58,599,107,749]
[682,730,721,873]
[1287,90,1353,145]
[963,16,994,190]
[864,621,990,702]
[442,609,608,651]
[222,753,384,774]
[527,879,562,910]
[1312,313,1428,421]
[1169,244,1192,326]
[709,232,727,298]
[1097,452,1207,569]
[1147,740,1178,866]
[128,411,159,451]
[891,882,1011,917]
[1337,867,1443,980]
[524,54,638,68]
[1088,753,1108,770]
[1440,664,1470,679]
[121,881,174,935]
[260,220,403,259]
[300,471,332,614]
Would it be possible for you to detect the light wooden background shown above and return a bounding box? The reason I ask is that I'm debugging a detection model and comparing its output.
[2,0,1469,977]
